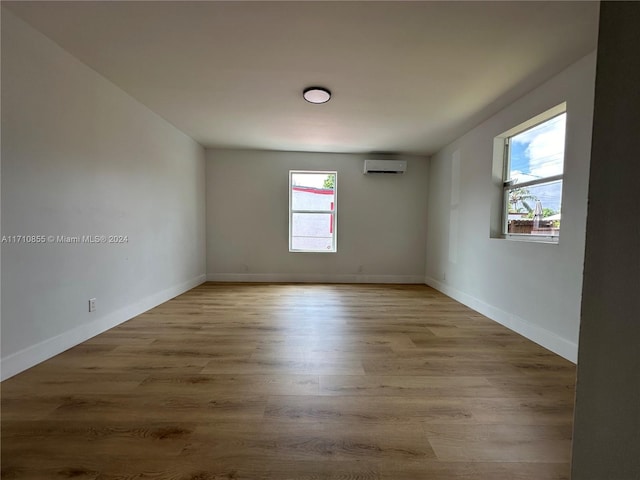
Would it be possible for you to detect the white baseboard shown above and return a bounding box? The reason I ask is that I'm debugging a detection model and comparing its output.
[0,274,207,381]
[424,276,577,363]
[206,273,425,284]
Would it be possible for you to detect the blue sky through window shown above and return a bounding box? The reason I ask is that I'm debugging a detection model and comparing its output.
[509,113,566,213]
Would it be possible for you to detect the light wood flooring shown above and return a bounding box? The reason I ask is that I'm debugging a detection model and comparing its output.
[1,283,576,479]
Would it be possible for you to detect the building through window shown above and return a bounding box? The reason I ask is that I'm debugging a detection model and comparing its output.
[289,171,337,252]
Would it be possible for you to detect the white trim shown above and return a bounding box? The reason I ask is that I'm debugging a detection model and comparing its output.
[0,274,207,381]
[424,275,577,363]
[499,102,567,139]
[207,273,424,284]
[504,234,559,244]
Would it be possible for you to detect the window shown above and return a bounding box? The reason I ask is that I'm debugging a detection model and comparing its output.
[289,171,337,252]
[501,105,566,242]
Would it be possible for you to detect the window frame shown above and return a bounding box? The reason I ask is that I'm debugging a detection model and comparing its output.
[498,104,567,244]
[288,170,337,253]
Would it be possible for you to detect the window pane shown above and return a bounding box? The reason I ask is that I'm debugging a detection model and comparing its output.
[291,213,334,251]
[509,113,566,183]
[291,173,335,211]
[506,180,563,237]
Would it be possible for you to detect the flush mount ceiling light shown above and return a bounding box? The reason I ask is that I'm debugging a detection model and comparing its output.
[303,87,331,104]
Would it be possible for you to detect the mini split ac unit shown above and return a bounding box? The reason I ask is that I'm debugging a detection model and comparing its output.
[363,159,407,175]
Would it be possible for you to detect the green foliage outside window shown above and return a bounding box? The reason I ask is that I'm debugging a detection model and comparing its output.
[323,175,335,189]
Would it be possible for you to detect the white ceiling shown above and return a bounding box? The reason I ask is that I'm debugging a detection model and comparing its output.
[5,1,599,155]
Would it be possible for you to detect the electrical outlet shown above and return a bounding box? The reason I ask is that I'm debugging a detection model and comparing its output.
[89,298,96,312]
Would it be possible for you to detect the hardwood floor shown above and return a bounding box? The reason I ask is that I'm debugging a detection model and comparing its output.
[1,283,576,479]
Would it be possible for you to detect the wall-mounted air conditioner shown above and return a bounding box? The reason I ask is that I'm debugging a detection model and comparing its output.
[363,159,407,175]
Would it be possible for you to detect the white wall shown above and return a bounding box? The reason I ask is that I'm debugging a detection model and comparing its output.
[425,52,597,362]
[0,10,207,380]
[206,149,428,283]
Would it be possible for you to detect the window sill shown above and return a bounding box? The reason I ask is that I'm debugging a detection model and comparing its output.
[289,249,337,253]
[500,234,559,244]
